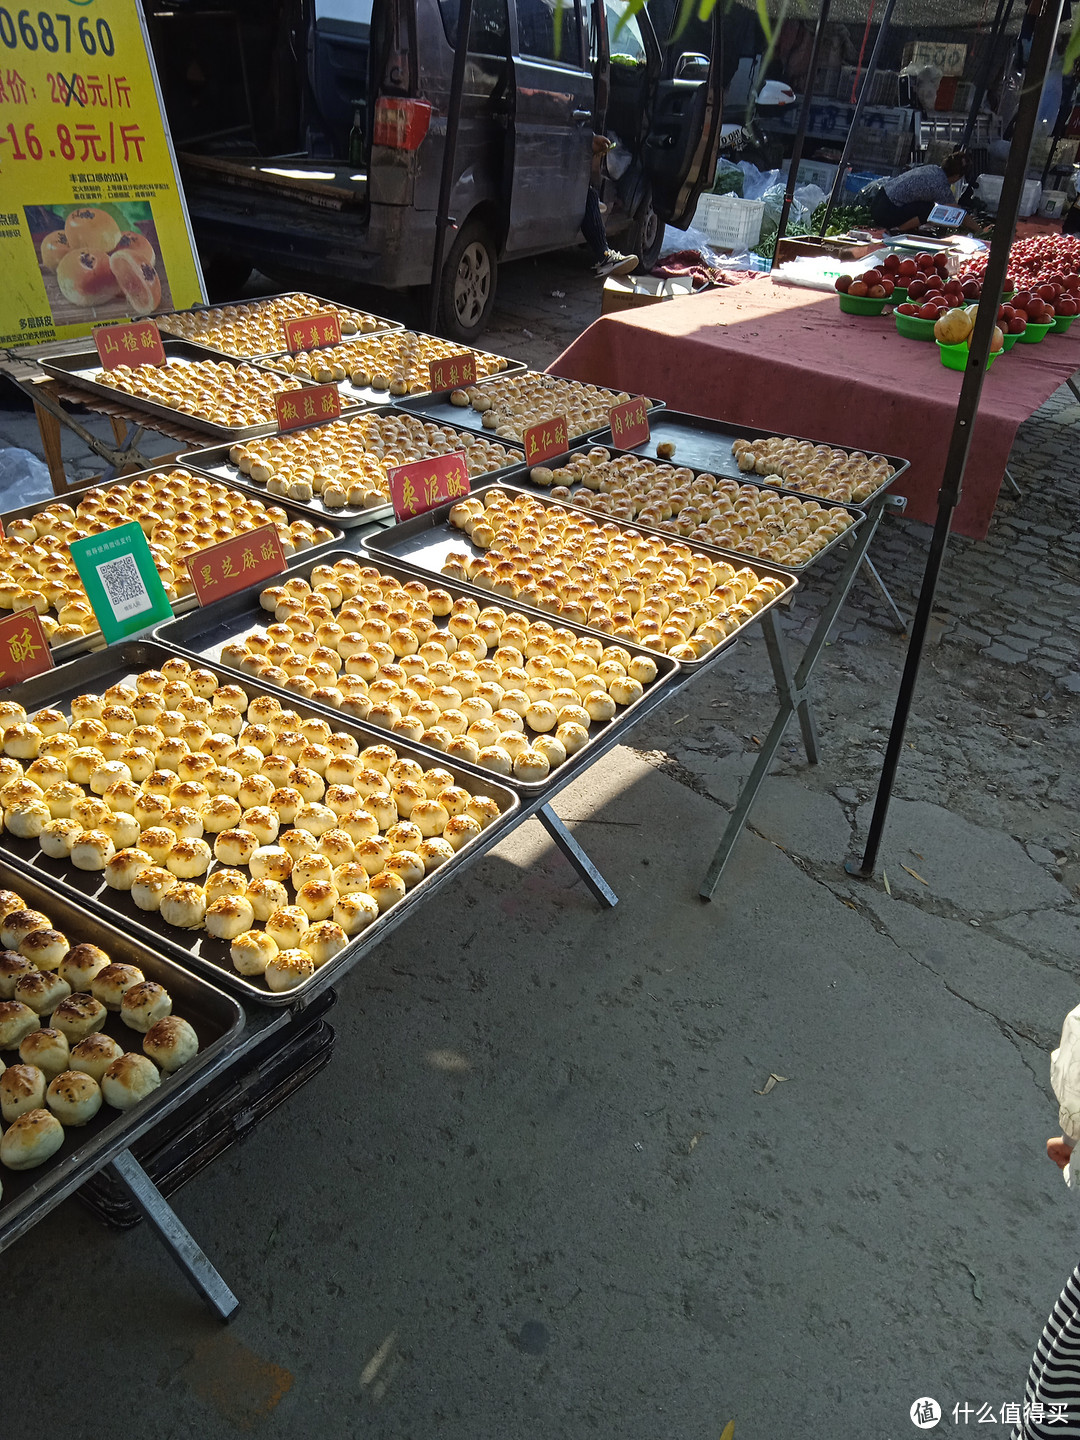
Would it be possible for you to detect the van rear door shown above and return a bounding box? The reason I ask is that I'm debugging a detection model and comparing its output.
[504,0,595,253]
[641,0,722,226]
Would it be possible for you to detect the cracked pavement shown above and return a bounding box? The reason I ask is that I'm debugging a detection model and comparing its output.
[2,255,1079,1438]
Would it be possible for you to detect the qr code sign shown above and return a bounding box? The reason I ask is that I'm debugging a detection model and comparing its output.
[97,555,151,620]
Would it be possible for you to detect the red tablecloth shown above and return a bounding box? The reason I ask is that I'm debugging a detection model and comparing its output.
[548,277,1080,539]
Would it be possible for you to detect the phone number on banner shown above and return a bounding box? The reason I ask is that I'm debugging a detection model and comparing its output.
[0,10,116,56]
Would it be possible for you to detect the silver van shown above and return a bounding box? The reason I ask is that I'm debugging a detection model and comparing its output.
[147,0,723,339]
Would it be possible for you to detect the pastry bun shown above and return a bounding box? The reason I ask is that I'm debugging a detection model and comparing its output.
[91,962,145,1011]
[18,1026,70,1079]
[50,992,108,1043]
[0,950,34,999]
[101,1052,162,1110]
[1,1061,47,1121]
[14,969,71,1016]
[143,1015,199,1073]
[0,1107,64,1169]
[68,1032,124,1083]
[120,980,173,1033]
[264,948,314,992]
[47,1069,102,1127]
[0,999,41,1049]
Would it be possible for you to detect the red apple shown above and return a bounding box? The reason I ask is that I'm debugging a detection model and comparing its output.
[883,254,902,273]
[918,303,938,319]
[898,258,918,278]
[1057,298,1078,316]
[848,280,869,297]
[881,279,894,296]
[907,278,927,299]
[862,269,883,286]
[835,275,853,293]
[924,275,944,292]
[961,280,981,300]
[1009,317,1027,334]
[897,302,918,315]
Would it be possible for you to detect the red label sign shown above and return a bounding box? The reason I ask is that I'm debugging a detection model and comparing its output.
[388,451,471,520]
[523,416,570,466]
[609,397,651,450]
[283,311,342,353]
[428,353,477,392]
[275,383,341,432]
[94,320,166,370]
[187,525,286,606]
[0,610,53,690]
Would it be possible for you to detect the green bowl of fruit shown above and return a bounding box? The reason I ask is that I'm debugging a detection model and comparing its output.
[1051,313,1077,334]
[1017,319,1053,343]
[1001,330,1022,351]
[894,309,938,340]
[937,340,1003,372]
[839,292,889,315]
[835,266,894,315]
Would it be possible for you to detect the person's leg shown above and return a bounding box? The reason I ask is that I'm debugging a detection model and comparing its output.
[581,185,607,262]
[1014,1261,1080,1437]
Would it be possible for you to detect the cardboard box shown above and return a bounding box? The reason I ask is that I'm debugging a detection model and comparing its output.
[601,275,695,314]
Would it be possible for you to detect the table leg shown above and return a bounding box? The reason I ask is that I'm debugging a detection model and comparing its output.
[1067,376,1080,404]
[32,401,68,493]
[109,1148,240,1321]
[699,497,893,902]
[536,804,618,908]
[1003,466,1022,498]
[859,557,907,633]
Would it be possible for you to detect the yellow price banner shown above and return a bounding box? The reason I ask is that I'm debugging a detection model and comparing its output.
[0,0,204,348]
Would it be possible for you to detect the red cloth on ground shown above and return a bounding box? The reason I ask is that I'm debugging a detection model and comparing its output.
[548,276,1080,539]
[651,250,758,290]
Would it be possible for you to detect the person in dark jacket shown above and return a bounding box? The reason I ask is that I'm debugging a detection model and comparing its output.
[869,152,968,233]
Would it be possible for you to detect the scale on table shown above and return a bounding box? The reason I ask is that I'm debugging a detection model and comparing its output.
[923,202,969,233]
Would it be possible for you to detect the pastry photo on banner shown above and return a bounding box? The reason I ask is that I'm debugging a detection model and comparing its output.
[24,201,172,325]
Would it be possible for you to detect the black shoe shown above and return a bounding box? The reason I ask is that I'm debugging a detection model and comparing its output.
[593,249,639,277]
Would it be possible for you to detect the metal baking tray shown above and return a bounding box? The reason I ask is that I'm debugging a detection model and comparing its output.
[511,443,866,575]
[363,484,798,672]
[0,468,344,676]
[155,292,404,360]
[586,409,910,509]
[5,641,520,1008]
[0,856,245,1251]
[257,343,527,412]
[40,339,330,442]
[152,549,680,794]
[178,406,531,530]
[393,384,665,445]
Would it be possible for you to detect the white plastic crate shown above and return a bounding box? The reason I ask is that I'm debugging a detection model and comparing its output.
[975,174,1042,217]
[694,194,765,251]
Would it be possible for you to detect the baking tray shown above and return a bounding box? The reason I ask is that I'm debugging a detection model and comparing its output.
[257,343,527,412]
[0,856,245,1252]
[0,468,344,676]
[40,339,336,442]
[152,549,680,795]
[393,386,665,445]
[362,484,799,672]
[156,292,403,360]
[4,641,521,1008]
[178,406,531,530]
[511,443,866,576]
[585,409,910,509]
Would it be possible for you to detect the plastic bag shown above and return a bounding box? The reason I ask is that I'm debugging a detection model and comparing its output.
[713,158,744,196]
[604,135,632,181]
[0,447,52,507]
[737,162,781,202]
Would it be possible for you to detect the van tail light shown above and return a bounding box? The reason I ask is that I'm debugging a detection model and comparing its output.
[373,98,432,151]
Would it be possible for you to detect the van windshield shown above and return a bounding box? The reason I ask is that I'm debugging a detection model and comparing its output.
[605,0,646,63]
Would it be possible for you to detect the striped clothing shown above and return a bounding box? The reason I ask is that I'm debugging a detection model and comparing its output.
[1015,1262,1080,1437]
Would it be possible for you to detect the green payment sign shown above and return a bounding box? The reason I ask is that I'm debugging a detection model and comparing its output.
[69,522,173,644]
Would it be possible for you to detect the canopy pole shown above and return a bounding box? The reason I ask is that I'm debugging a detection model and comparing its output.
[772,0,833,264]
[848,0,1065,881]
[961,0,1017,151]
[428,0,475,335]
[817,0,899,236]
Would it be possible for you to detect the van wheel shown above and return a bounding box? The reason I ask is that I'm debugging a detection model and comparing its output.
[626,195,665,273]
[438,220,497,342]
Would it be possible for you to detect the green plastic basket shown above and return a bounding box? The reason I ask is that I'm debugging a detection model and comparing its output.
[838,292,888,316]
[1016,320,1053,343]
[894,310,938,340]
[889,285,908,305]
[1000,330,1022,351]
[937,341,1003,372]
[1050,313,1077,334]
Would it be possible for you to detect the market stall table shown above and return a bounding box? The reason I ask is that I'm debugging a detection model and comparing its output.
[548,276,1080,540]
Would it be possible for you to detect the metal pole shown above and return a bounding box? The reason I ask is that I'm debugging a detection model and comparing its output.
[961,0,1017,151]
[817,0,900,236]
[428,0,475,335]
[772,0,832,264]
[849,0,1065,880]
